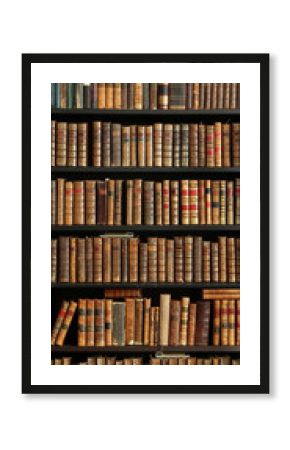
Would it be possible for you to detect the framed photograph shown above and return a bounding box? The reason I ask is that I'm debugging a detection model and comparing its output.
[22,53,269,394]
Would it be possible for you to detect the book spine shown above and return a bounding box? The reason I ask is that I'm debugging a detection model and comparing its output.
[122,126,131,167]
[56,301,77,346]
[181,180,189,224]
[236,238,240,282]
[163,124,173,167]
[206,124,215,167]
[102,122,111,167]
[232,123,240,167]
[198,124,206,167]
[105,299,113,345]
[121,83,128,109]
[189,179,199,224]
[77,238,86,282]
[155,181,163,225]
[85,237,93,282]
[187,303,197,345]
[51,300,69,345]
[92,121,102,166]
[228,300,236,345]
[193,236,202,282]
[67,123,77,166]
[126,179,133,225]
[83,83,91,108]
[146,125,153,166]
[60,83,67,108]
[143,83,150,109]
[105,83,114,109]
[227,237,236,282]
[222,123,231,167]
[130,125,137,166]
[125,298,135,345]
[214,122,222,167]
[213,301,221,345]
[77,123,88,166]
[133,179,142,225]
[149,83,158,110]
[95,299,105,346]
[147,237,158,282]
[112,123,122,167]
[236,300,240,345]
[144,181,154,225]
[211,83,217,109]
[112,237,121,282]
[212,180,220,224]
[107,179,115,225]
[85,180,96,225]
[199,180,206,224]
[134,83,143,109]
[121,238,128,282]
[57,178,65,225]
[199,83,205,109]
[195,301,210,345]
[51,239,57,283]
[69,237,77,282]
[223,83,230,109]
[86,299,95,346]
[135,298,144,344]
[219,236,227,282]
[186,83,192,108]
[114,180,123,225]
[157,238,166,283]
[170,180,179,224]
[74,181,85,225]
[58,236,69,282]
[205,83,211,109]
[181,124,189,167]
[162,180,170,225]
[226,180,234,224]
[113,83,121,109]
[159,294,171,345]
[217,83,224,109]
[211,242,219,283]
[143,298,151,345]
[56,122,67,166]
[137,126,146,166]
[169,83,186,110]
[93,237,103,282]
[96,180,107,225]
[129,238,139,282]
[174,236,184,282]
[173,124,181,167]
[113,302,125,346]
[189,123,198,167]
[51,180,56,225]
[193,83,199,109]
[235,178,240,224]
[203,241,211,282]
[166,239,174,282]
[180,297,190,345]
[154,123,162,166]
[230,83,238,109]
[51,120,56,166]
[103,237,112,283]
[169,300,181,345]
[220,180,226,224]
[158,83,168,109]
[206,179,212,224]
[221,300,228,345]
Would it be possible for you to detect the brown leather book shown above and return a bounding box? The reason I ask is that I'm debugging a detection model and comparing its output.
[85,180,96,225]
[181,124,189,167]
[228,300,236,345]
[159,294,171,345]
[113,83,121,109]
[184,236,193,282]
[139,243,148,283]
[51,180,56,225]
[56,122,67,166]
[213,301,221,345]
[56,301,77,346]
[93,237,103,282]
[157,83,168,109]
[147,237,158,282]
[105,83,114,109]
[154,307,160,345]
[114,180,123,225]
[104,288,142,298]
[214,122,222,167]
[232,123,240,167]
[211,83,217,109]
[77,238,86,282]
[64,181,73,225]
[137,126,146,166]
[144,181,154,225]
[86,299,95,346]
[211,242,219,283]
[125,298,135,345]
[217,83,223,109]
[130,125,137,166]
[127,83,134,110]
[129,238,139,282]
[220,300,228,345]
[169,300,181,345]
[122,126,130,166]
[62,357,72,365]
[170,180,179,224]
[58,236,69,282]
[174,236,184,283]
[143,298,151,345]
[205,83,211,109]
[236,300,240,345]
[166,239,174,282]
[121,238,128,282]
[193,236,202,282]
[85,237,93,282]
[187,303,197,345]
[153,123,162,166]
[97,83,106,108]
[57,178,65,225]
[199,83,205,109]
[133,179,142,225]
[107,179,115,225]
[126,179,133,225]
[169,83,186,109]
[189,179,198,224]
[103,237,112,282]
[121,83,128,109]
[220,180,226,224]
[135,298,144,344]
[112,123,121,167]
[112,302,126,346]
[112,237,121,282]
[181,179,189,224]
[95,299,105,346]
[186,83,193,109]
[223,83,230,109]
[134,83,143,109]
[227,237,236,282]
[96,180,107,225]
[149,83,158,110]
[77,123,88,166]
[202,289,240,299]
[74,181,85,225]
[173,124,181,167]
[102,122,111,167]
[51,120,56,166]
[188,356,197,365]
[78,299,87,346]
[206,125,215,167]
[230,83,238,109]
[51,300,69,345]
[235,178,240,225]
[212,180,220,224]
[69,237,77,283]
[157,238,166,283]
[222,123,231,167]
[195,301,211,345]
[68,123,77,166]
[218,236,227,282]
[199,180,206,224]
[162,180,170,224]
[206,179,212,224]
[91,83,98,108]
[51,239,57,283]
[149,307,155,346]
[236,238,240,282]
[105,299,113,345]
[198,123,206,167]
[180,297,190,345]
[189,123,198,167]
[193,83,199,109]
[146,125,153,166]
[92,121,102,167]
[237,83,240,108]
[155,182,163,225]
[226,180,234,224]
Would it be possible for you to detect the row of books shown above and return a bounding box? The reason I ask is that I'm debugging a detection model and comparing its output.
[51,235,240,284]
[51,295,240,347]
[52,178,240,226]
[51,121,240,168]
[51,83,240,110]
[51,356,240,365]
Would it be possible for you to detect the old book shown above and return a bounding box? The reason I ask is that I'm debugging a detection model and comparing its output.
[212,180,220,224]
[211,83,217,109]
[181,180,189,224]
[199,180,206,224]
[206,179,212,224]
[173,124,181,167]
[139,243,148,283]
[113,83,121,109]
[217,83,223,109]
[193,83,199,109]
[113,302,126,346]
[102,122,111,167]
[184,236,193,282]
[104,288,142,298]
[74,181,85,225]
[181,124,189,167]
[158,83,168,109]
[129,238,139,282]
[157,238,166,282]
[105,83,114,109]
[77,238,86,282]
[78,299,86,346]
[169,300,181,345]
[149,83,158,109]
[206,124,215,167]
[57,178,65,225]
[221,300,228,345]
[187,303,197,345]
[121,238,128,282]
[112,237,121,282]
[146,125,153,166]
[126,179,133,225]
[205,83,211,109]
[203,241,211,282]
[143,298,151,345]
[114,180,123,225]
[86,299,95,346]
[58,236,69,282]
[127,83,134,110]
[95,299,105,346]
[142,84,149,109]
[213,301,221,345]
[135,298,144,344]
[236,238,240,282]
[202,289,240,300]
[227,237,236,282]
[91,83,98,108]
[169,83,186,109]
[193,236,203,282]
[133,179,142,224]
[92,121,102,166]
[107,179,115,225]
[51,239,57,283]
[223,83,230,109]
[137,126,146,166]
[222,123,231,167]
[198,123,206,167]
[174,236,184,283]
[228,300,236,345]
[51,300,69,345]
[134,83,143,109]
[122,126,130,166]
[103,237,112,283]
[163,124,173,167]
[230,83,238,109]
[153,123,162,166]
[189,123,198,167]
[77,123,88,166]
[170,180,179,224]
[149,307,155,346]
[195,301,210,345]
[56,301,77,346]
[236,300,240,345]
[144,181,154,225]
[56,122,67,166]
[105,299,113,345]
[162,180,170,224]
[199,83,205,109]
[154,307,160,345]
[189,179,198,224]
[96,180,107,225]
[51,120,56,166]
[112,123,121,167]
[69,237,77,283]
[232,123,240,167]
[64,181,73,225]
[83,83,91,108]
[67,123,77,166]
[166,239,174,282]
[211,242,219,283]
[180,297,190,345]
[220,180,226,224]
[85,237,93,282]
[130,125,137,166]
[186,83,193,109]
[147,237,157,282]
[226,180,234,224]
[154,182,163,225]
[218,236,227,282]
[51,180,56,225]
[93,237,103,282]
[85,180,96,225]
[159,294,171,345]
[125,297,136,344]
[235,178,240,224]
[214,122,222,167]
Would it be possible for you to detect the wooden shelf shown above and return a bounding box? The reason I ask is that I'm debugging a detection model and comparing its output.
[51,345,240,354]
[52,282,240,289]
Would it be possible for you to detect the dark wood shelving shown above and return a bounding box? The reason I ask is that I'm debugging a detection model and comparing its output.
[51,345,240,354]
[52,108,240,117]
[52,282,240,289]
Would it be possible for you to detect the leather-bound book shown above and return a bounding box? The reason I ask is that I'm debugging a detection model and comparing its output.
[113,302,126,346]
[193,83,199,109]
[57,178,65,225]
[236,300,240,345]
[96,180,107,225]
[143,298,151,345]
[195,301,210,345]
[217,83,223,109]
[51,180,56,225]
[75,83,83,109]
[198,123,206,167]
[150,358,160,365]
[237,83,240,108]
[69,237,77,283]
[64,181,73,225]
[103,237,112,283]
[154,307,160,345]
[157,238,166,283]
[169,300,181,345]
[87,357,97,365]
[226,180,234,224]
[114,180,123,225]
[211,242,219,283]
[83,83,91,108]
[139,243,148,283]
[220,180,226,224]
[78,299,87,346]
[212,180,220,225]
[127,83,134,110]
[199,83,205,109]
[199,180,206,224]
[51,300,69,345]
[143,83,150,109]
[144,181,154,225]
[126,179,133,225]
[181,179,189,224]
[77,238,86,282]
[112,123,121,167]
[121,238,129,282]
[159,294,171,345]
[107,179,115,225]
[85,237,93,282]
[186,83,193,109]
[93,237,103,282]
[113,83,121,109]
[68,123,77,166]
[166,239,174,282]
[227,237,236,282]
[211,83,217,109]
[85,180,96,225]
[206,125,215,167]
[62,357,72,365]
[121,83,128,109]
[137,126,145,166]
[86,299,95,346]
[202,289,240,300]
[147,237,157,282]
[155,182,163,225]
[122,126,130,166]
[170,180,179,224]
[134,83,143,109]
[235,178,240,224]
[193,236,203,282]
[223,83,230,109]
[91,83,98,108]
[112,237,121,282]
[105,299,113,345]
[228,300,236,345]
[220,300,228,345]
[56,301,77,346]
[58,236,69,282]
[77,123,88,166]
[149,307,155,346]
[149,83,158,110]
[102,122,111,167]
[92,121,102,166]
[184,236,193,282]
[173,124,181,167]
[222,123,231,167]
[146,125,153,166]
[51,120,56,166]
[213,301,221,345]
[153,123,162,166]
[104,288,142,299]
[220,356,231,365]
[205,83,211,109]
[169,83,186,109]
[174,236,184,283]
[51,239,57,283]
[236,238,240,282]
[180,297,190,345]
[232,359,240,365]
[157,83,169,109]
[125,298,135,345]
[218,236,227,282]
[206,179,212,224]
[105,83,114,109]
[181,124,189,167]
[188,357,197,365]
[189,123,198,167]
[232,123,240,167]
[130,125,137,166]
[135,298,144,344]
[95,299,105,346]
[214,122,222,167]
[74,181,85,225]
[189,180,198,224]
[187,303,197,345]
[230,83,238,109]
[60,83,67,108]
[133,179,142,225]
[162,180,170,224]
[129,238,139,282]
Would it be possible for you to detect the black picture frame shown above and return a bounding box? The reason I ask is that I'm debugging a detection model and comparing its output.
[22,53,269,394]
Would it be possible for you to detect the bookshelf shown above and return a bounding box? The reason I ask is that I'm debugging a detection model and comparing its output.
[51,87,240,365]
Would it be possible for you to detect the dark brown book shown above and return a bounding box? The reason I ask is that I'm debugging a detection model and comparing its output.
[137,126,146,166]
[195,301,211,345]
[121,83,128,109]
[95,299,105,346]
[235,178,240,225]
[58,236,69,282]
[199,180,206,224]
[146,125,153,166]
[93,237,103,282]
[193,236,202,282]
[222,123,231,167]
[105,299,113,345]
[51,239,57,283]
[199,83,205,109]
[122,126,130,166]
[213,300,221,345]
[226,180,234,224]
[85,237,93,282]
[121,238,128,282]
[86,299,95,346]
[135,298,144,344]
[51,120,56,166]
[155,182,163,225]
[112,237,121,282]
[187,303,197,345]
[227,237,236,282]
[220,300,228,345]
[149,83,157,110]
[77,123,88,166]
[104,288,142,298]
[102,122,111,167]
[170,180,179,224]
[186,83,193,109]
[143,83,150,109]
[96,180,107,225]
[113,302,126,346]
[78,299,86,346]
[74,181,85,225]
[144,181,154,225]
[114,180,123,225]
[112,123,121,167]
[180,297,190,345]
[85,180,96,225]
[157,238,166,283]
[232,123,240,167]
[127,83,134,110]
[157,83,169,109]
[174,236,184,283]
[56,122,67,166]
[169,83,186,109]
[236,300,240,346]
[69,237,77,283]
[181,124,189,167]
[107,179,115,225]
[103,237,112,283]
[173,124,181,167]
[92,121,102,167]
[169,300,181,345]
[57,178,65,225]
[228,300,236,345]
[162,180,170,224]
[153,123,162,167]
[129,238,139,282]
[184,236,193,282]
[125,298,135,345]
[198,123,206,167]
[212,180,220,224]
[51,180,57,225]
[68,123,77,166]
[147,237,158,282]
[77,238,86,282]
[236,238,240,282]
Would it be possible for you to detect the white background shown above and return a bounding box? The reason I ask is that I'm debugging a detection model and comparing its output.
[0,1,286,449]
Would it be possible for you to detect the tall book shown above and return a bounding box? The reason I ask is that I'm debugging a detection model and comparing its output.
[159,294,171,345]
[195,302,211,345]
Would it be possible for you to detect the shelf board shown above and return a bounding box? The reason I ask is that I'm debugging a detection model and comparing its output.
[51,345,240,354]
[52,282,240,289]
[51,108,240,117]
